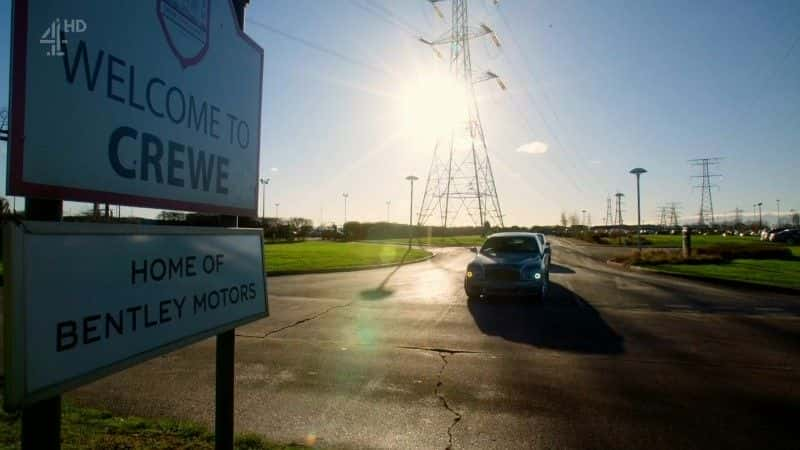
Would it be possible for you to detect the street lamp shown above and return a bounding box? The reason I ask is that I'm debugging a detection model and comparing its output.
[757,202,763,229]
[259,178,270,221]
[629,167,647,251]
[776,199,781,227]
[274,202,280,218]
[386,200,391,222]
[405,176,418,248]
[342,193,349,224]
[581,209,587,227]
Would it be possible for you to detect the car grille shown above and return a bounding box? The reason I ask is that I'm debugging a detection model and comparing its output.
[484,266,520,282]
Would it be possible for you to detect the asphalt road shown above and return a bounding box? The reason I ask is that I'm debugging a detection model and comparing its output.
[70,238,800,449]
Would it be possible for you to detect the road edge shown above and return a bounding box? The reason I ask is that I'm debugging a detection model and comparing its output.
[267,251,435,277]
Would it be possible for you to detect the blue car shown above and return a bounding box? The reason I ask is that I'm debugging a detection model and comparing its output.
[464,232,551,300]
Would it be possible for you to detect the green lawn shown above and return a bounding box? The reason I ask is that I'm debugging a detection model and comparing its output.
[654,258,800,290]
[362,235,485,247]
[0,401,300,450]
[264,241,430,273]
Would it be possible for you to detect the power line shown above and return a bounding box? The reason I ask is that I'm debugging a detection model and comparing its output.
[348,0,419,39]
[245,18,392,76]
[365,0,426,36]
[493,6,596,186]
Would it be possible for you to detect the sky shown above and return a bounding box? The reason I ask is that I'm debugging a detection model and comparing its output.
[1,0,799,227]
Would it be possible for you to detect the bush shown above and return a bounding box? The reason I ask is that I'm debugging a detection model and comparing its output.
[613,244,794,266]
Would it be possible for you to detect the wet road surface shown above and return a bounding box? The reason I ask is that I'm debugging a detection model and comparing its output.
[70,238,800,449]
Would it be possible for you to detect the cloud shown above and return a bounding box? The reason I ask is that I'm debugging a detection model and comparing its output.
[515,141,548,155]
[270,167,279,172]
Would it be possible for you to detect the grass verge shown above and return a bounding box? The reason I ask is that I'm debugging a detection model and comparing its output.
[265,241,430,274]
[362,235,485,247]
[653,259,800,290]
[0,401,302,450]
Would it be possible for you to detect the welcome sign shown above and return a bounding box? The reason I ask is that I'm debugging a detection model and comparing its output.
[9,0,264,215]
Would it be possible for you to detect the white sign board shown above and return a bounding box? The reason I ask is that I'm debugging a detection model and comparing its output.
[3,221,269,410]
[9,0,263,215]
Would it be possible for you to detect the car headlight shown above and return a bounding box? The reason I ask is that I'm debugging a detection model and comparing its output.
[522,267,542,280]
[467,265,483,279]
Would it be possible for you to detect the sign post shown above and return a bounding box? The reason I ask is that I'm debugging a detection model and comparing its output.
[6,1,265,448]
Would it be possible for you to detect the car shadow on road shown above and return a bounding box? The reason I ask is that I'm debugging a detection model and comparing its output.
[467,282,624,354]
[549,264,575,274]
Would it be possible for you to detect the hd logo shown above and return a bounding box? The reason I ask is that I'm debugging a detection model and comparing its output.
[40,18,87,57]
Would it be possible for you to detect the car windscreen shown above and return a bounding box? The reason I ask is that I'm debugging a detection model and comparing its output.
[481,236,541,254]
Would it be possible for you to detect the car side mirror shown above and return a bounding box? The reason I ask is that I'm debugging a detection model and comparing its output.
[469,247,478,253]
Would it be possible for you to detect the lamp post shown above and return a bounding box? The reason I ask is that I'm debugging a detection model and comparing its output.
[629,168,647,252]
[259,178,270,221]
[757,202,763,229]
[581,209,587,227]
[342,193,349,224]
[274,202,280,218]
[386,200,391,222]
[776,199,781,227]
[405,175,418,248]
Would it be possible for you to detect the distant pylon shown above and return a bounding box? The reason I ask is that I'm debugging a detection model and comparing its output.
[689,157,722,226]
[417,0,505,228]
[604,196,613,226]
[657,206,668,227]
[667,202,680,227]
[614,192,624,226]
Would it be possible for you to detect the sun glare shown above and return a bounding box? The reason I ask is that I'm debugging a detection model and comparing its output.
[397,72,470,145]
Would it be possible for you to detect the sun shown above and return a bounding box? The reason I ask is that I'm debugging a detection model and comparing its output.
[396,71,470,146]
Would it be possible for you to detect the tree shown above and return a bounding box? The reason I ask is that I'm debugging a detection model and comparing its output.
[568,212,580,227]
[559,212,568,228]
[0,196,10,217]
[0,107,8,142]
[792,213,800,227]
[157,211,186,221]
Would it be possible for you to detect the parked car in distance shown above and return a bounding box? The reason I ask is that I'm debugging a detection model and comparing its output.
[770,228,800,245]
[464,232,550,301]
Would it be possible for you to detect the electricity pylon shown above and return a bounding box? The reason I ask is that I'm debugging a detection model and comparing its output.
[417,0,505,228]
[657,206,668,227]
[604,196,613,226]
[667,202,681,227]
[690,157,721,226]
[614,192,624,226]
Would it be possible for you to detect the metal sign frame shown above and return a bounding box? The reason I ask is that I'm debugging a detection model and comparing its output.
[3,221,269,411]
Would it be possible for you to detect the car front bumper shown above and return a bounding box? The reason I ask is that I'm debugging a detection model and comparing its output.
[465,278,544,296]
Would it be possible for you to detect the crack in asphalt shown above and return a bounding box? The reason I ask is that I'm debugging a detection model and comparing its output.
[435,352,462,450]
[397,345,482,355]
[235,301,354,339]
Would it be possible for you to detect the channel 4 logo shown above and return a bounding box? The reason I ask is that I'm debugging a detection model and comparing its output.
[40,18,87,57]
